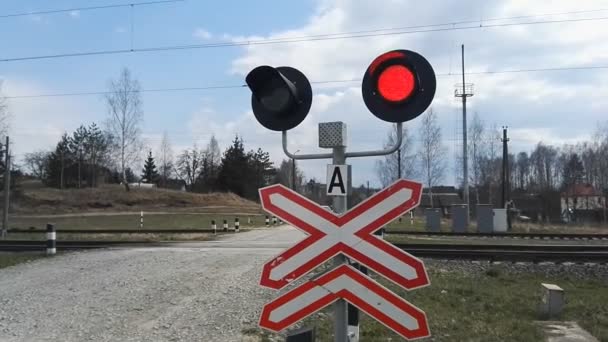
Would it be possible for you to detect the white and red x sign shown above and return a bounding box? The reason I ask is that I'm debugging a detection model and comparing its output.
[259,264,430,339]
[259,179,429,290]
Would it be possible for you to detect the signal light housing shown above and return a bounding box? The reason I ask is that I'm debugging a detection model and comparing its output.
[362,50,436,123]
[246,66,313,131]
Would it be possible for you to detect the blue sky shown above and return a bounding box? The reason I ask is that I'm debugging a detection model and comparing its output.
[2,0,608,188]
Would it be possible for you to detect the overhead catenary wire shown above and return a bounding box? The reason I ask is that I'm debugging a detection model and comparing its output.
[2,15,608,62]
[0,0,184,19]
[4,65,608,99]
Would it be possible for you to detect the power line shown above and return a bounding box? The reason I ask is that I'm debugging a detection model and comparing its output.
[5,84,247,99]
[4,64,608,99]
[2,15,608,62]
[0,0,184,19]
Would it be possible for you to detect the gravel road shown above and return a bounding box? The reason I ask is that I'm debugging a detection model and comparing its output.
[0,226,304,342]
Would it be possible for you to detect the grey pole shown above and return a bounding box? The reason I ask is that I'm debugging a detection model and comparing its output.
[2,137,10,238]
[461,44,470,217]
[331,145,348,342]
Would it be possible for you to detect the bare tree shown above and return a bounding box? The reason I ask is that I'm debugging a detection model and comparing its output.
[375,125,416,187]
[275,159,305,190]
[515,152,530,190]
[0,81,10,138]
[482,125,501,204]
[105,68,143,191]
[207,135,221,182]
[176,144,203,191]
[158,130,173,187]
[468,112,485,204]
[418,108,446,207]
[24,151,50,180]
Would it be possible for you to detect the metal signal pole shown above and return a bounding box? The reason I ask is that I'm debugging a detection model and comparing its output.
[283,122,404,342]
[398,148,402,179]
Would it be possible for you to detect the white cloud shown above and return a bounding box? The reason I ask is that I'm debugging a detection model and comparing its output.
[225,0,608,186]
[69,10,80,18]
[1,78,105,165]
[193,28,213,40]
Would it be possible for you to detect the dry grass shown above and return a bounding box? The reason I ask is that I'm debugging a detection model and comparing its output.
[249,265,608,341]
[8,183,261,215]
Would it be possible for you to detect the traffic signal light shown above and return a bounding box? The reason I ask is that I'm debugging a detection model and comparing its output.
[361,50,436,123]
[246,66,313,131]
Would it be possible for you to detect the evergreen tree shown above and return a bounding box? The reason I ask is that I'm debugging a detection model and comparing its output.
[45,134,72,188]
[141,151,160,184]
[562,153,585,189]
[246,148,274,199]
[218,135,249,197]
[125,167,136,183]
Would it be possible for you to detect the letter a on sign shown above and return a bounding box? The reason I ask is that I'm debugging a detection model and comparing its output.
[327,165,348,196]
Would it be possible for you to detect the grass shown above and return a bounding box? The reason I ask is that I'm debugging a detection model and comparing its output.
[8,213,268,231]
[247,265,608,342]
[0,253,43,269]
[11,183,261,215]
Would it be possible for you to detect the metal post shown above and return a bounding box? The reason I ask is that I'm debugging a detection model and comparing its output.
[235,218,240,233]
[265,215,270,226]
[212,220,217,234]
[46,223,56,256]
[78,145,82,189]
[501,127,509,208]
[461,44,469,216]
[223,219,228,232]
[331,145,348,342]
[2,137,10,238]
[140,211,144,229]
[397,148,402,179]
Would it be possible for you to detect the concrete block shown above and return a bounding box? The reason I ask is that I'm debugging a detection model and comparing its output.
[540,283,564,319]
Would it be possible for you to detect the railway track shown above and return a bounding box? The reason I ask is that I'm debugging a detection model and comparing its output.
[392,243,608,263]
[2,240,608,263]
[386,230,608,240]
[7,228,222,234]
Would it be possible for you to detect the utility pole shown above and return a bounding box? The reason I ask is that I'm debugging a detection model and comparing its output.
[78,145,83,189]
[60,149,65,190]
[397,148,402,179]
[291,158,296,191]
[455,44,474,215]
[501,127,510,208]
[2,137,10,238]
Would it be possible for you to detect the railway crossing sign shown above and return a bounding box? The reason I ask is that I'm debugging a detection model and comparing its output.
[258,179,430,340]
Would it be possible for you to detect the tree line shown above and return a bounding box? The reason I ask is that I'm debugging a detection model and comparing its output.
[376,110,608,208]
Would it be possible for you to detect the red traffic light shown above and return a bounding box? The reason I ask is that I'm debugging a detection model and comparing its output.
[362,50,436,123]
[377,65,415,102]
[246,66,312,131]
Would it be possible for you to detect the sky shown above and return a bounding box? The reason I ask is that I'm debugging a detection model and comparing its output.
[1,0,607,188]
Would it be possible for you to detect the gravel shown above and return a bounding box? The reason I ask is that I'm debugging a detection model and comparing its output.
[0,226,302,342]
